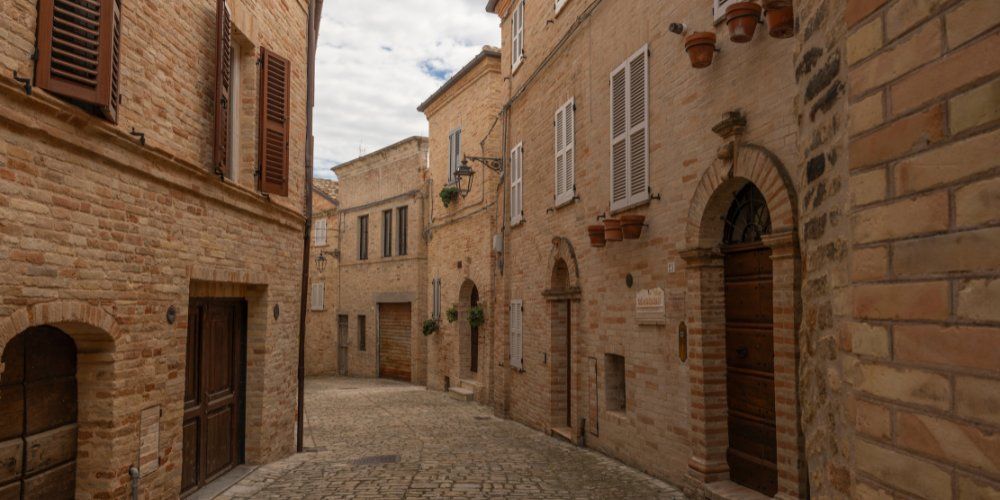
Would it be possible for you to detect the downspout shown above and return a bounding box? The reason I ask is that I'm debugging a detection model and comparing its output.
[297,0,319,453]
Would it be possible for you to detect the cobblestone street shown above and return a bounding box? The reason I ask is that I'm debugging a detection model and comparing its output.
[217,377,686,499]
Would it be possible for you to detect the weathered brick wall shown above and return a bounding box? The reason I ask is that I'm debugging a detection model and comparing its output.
[840,0,1000,497]
[333,138,429,384]
[494,0,799,488]
[0,0,311,497]
[421,51,503,403]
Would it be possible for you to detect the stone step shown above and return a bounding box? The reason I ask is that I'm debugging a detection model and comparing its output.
[550,426,575,444]
[448,387,474,402]
[458,378,480,391]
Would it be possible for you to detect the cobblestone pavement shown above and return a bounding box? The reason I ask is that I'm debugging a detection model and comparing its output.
[218,376,687,499]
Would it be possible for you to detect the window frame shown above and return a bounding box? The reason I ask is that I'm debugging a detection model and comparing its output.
[382,209,393,258]
[358,215,369,260]
[397,206,408,256]
[358,315,367,351]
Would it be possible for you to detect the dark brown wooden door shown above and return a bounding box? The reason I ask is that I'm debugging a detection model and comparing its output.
[337,316,349,376]
[182,298,246,496]
[724,243,777,497]
[378,303,412,382]
[0,327,77,500]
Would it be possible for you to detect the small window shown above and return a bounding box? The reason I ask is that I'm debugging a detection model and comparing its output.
[605,354,626,412]
[313,218,328,246]
[432,278,442,320]
[609,46,650,212]
[448,129,462,182]
[397,206,408,256]
[511,0,525,71]
[382,209,393,257]
[509,300,523,369]
[358,315,367,351]
[358,215,369,260]
[310,283,325,311]
[510,143,524,225]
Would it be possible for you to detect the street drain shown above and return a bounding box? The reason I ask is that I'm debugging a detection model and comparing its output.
[352,454,400,466]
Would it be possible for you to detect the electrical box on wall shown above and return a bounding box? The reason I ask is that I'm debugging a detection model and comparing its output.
[493,234,503,254]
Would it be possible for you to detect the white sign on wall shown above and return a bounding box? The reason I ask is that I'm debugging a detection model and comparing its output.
[636,287,666,325]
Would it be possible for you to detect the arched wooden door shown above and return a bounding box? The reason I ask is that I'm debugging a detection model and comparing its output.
[0,327,78,499]
[722,184,777,497]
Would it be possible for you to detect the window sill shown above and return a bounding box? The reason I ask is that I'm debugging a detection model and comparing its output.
[510,219,526,229]
[512,58,524,76]
[555,1,568,17]
[552,195,577,212]
[610,198,651,216]
[604,409,628,422]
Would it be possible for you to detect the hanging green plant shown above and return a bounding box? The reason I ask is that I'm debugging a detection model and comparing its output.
[446,305,459,323]
[440,185,460,207]
[468,306,485,328]
[422,319,439,336]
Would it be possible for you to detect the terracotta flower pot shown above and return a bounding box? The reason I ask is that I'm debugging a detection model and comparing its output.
[684,32,717,69]
[766,5,794,39]
[588,225,606,248]
[621,215,646,239]
[726,2,763,43]
[604,219,623,242]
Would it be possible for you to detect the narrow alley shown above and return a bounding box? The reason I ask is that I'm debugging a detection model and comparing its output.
[216,377,686,499]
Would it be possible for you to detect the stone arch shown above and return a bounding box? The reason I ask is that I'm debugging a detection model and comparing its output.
[456,279,480,381]
[544,237,581,294]
[686,144,797,248]
[0,301,124,498]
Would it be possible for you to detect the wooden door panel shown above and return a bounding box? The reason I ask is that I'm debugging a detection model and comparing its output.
[724,282,773,323]
[728,417,777,463]
[24,424,76,474]
[25,378,76,434]
[0,388,23,442]
[22,461,75,499]
[727,372,775,420]
[0,481,20,500]
[204,310,234,399]
[181,419,200,493]
[725,327,774,372]
[727,449,777,496]
[205,407,233,478]
[0,439,22,484]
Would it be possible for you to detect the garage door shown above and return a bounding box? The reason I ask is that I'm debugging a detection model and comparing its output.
[0,327,78,499]
[378,303,411,382]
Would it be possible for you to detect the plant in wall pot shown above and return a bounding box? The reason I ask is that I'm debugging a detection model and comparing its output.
[446,305,459,323]
[684,32,718,69]
[422,319,439,336]
[765,1,794,39]
[621,214,646,239]
[725,2,763,43]
[588,225,607,247]
[440,185,460,207]
[468,306,485,328]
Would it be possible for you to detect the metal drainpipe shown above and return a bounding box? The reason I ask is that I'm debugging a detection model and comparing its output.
[297,0,319,454]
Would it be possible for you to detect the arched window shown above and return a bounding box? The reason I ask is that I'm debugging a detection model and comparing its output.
[723,183,772,245]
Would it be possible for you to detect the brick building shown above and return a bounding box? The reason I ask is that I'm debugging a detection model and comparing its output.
[0,0,320,497]
[438,0,998,498]
[418,47,504,403]
[305,179,340,375]
[330,137,430,384]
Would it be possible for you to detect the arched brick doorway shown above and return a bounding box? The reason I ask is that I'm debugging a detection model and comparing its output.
[0,326,78,498]
[457,279,480,382]
[681,145,805,498]
[543,237,582,438]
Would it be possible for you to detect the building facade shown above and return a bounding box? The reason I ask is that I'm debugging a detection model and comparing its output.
[0,0,319,497]
[305,179,340,375]
[418,47,504,403]
[331,137,430,384]
[447,0,999,499]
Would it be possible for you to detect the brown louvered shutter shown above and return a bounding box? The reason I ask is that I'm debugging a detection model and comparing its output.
[258,47,290,196]
[212,0,233,175]
[36,0,122,122]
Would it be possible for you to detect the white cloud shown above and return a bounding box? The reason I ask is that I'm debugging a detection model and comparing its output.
[314,0,500,179]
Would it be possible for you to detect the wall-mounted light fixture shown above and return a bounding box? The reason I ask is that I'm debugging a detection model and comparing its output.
[315,250,339,272]
[454,155,503,198]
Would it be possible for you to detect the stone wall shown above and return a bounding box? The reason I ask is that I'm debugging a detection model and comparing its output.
[0,0,312,497]
[332,137,430,384]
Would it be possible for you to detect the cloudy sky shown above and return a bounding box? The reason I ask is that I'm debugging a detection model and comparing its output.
[313,1,501,179]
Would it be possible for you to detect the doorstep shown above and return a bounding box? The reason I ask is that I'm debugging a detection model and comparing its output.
[186,464,257,500]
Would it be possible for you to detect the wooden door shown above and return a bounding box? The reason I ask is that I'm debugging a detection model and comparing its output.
[724,243,777,497]
[0,327,77,500]
[378,304,412,382]
[565,300,572,428]
[182,298,246,496]
[470,288,479,374]
[337,316,349,376]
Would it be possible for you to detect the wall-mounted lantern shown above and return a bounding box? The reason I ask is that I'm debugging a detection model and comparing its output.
[315,250,339,272]
[456,155,503,198]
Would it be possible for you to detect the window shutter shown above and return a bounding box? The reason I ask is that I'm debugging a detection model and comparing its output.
[36,0,122,122]
[311,283,324,311]
[555,0,568,14]
[510,144,523,224]
[510,300,523,369]
[258,47,290,196]
[627,47,649,205]
[512,0,524,70]
[213,0,233,175]
[313,218,327,246]
[555,98,575,206]
[713,0,735,23]
[610,64,628,211]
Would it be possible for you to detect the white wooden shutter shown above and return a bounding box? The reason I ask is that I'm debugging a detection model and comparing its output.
[609,46,649,212]
[311,283,325,311]
[448,129,461,181]
[555,0,568,15]
[610,63,629,211]
[627,47,649,205]
[313,218,327,246]
[512,0,525,71]
[555,98,575,206]
[510,300,523,369]
[510,143,524,224]
[713,0,736,23]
